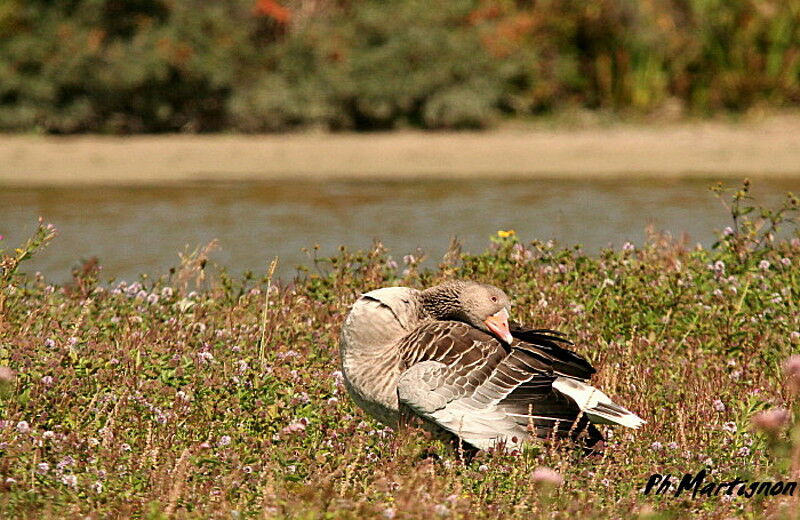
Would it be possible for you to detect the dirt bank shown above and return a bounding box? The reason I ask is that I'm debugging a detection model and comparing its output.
[3,116,800,185]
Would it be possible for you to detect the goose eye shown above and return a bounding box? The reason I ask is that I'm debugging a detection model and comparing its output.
[490,296,498,303]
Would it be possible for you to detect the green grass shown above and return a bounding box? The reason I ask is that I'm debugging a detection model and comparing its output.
[0,182,799,518]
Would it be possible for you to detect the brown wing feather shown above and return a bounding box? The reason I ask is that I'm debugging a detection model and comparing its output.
[509,322,596,380]
[396,321,602,448]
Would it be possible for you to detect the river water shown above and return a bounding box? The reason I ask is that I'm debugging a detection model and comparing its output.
[1,178,798,283]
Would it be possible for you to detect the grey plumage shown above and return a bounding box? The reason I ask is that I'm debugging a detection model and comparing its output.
[340,281,644,450]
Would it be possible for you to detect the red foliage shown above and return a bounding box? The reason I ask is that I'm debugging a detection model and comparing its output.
[253,0,292,23]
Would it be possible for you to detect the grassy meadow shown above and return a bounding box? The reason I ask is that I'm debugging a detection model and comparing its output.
[1,182,800,519]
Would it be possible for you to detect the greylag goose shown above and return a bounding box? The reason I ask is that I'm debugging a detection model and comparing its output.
[340,280,644,451]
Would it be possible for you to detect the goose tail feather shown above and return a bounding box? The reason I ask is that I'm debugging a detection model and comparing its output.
[552,377,645,430]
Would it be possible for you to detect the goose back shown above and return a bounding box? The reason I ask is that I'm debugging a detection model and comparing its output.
[340,287,421,425]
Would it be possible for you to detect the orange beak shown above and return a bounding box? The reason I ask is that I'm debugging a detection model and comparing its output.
[484,308,513,344]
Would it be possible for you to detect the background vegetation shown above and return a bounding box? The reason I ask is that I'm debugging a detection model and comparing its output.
[1,0,800,132]
[0,183,799,518]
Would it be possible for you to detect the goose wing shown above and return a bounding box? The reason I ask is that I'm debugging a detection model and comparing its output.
[509,322,596,380]
[396,321,598,450]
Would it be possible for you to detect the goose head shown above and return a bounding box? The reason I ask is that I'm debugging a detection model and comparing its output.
[421,281,513,343]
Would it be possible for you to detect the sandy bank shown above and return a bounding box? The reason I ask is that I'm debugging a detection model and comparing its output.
[3,116,800,185]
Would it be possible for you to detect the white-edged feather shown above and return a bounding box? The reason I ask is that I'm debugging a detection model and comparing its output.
[552,377,645,429]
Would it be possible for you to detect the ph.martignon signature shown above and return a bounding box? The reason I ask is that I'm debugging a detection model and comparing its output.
[644,469,798,498]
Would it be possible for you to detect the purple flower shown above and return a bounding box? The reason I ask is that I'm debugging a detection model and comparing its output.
[161,287,174,298]
[92,481,104,493]
[146,293,159,305]
[218,435,231,447]
[61,474,77,488]
[713,399,726,412]
[723,226,734,237]
[197,351,214,363]
[622,242,635,252]
[154,409,168,425]
[738,446,751,457]
[44,338,56,349]
[37,462,50,474]
[16,421,30,434]
[57,456,74,470]
[651,441,663,450]
[667,442,679,450]
[722,422,737,433]
[758,260,770,271]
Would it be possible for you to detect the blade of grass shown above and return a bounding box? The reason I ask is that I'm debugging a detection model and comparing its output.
[259,258,279,366]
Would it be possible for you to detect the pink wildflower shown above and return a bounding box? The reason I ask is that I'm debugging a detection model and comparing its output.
[531,467,563,486]
[281,418,308,436]
[751,408,790,434]
[0,367,15,383]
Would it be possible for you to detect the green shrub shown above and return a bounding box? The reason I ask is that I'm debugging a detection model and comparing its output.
[0,0,261,132]
[228,0,533,130]
[2,0,800,132]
